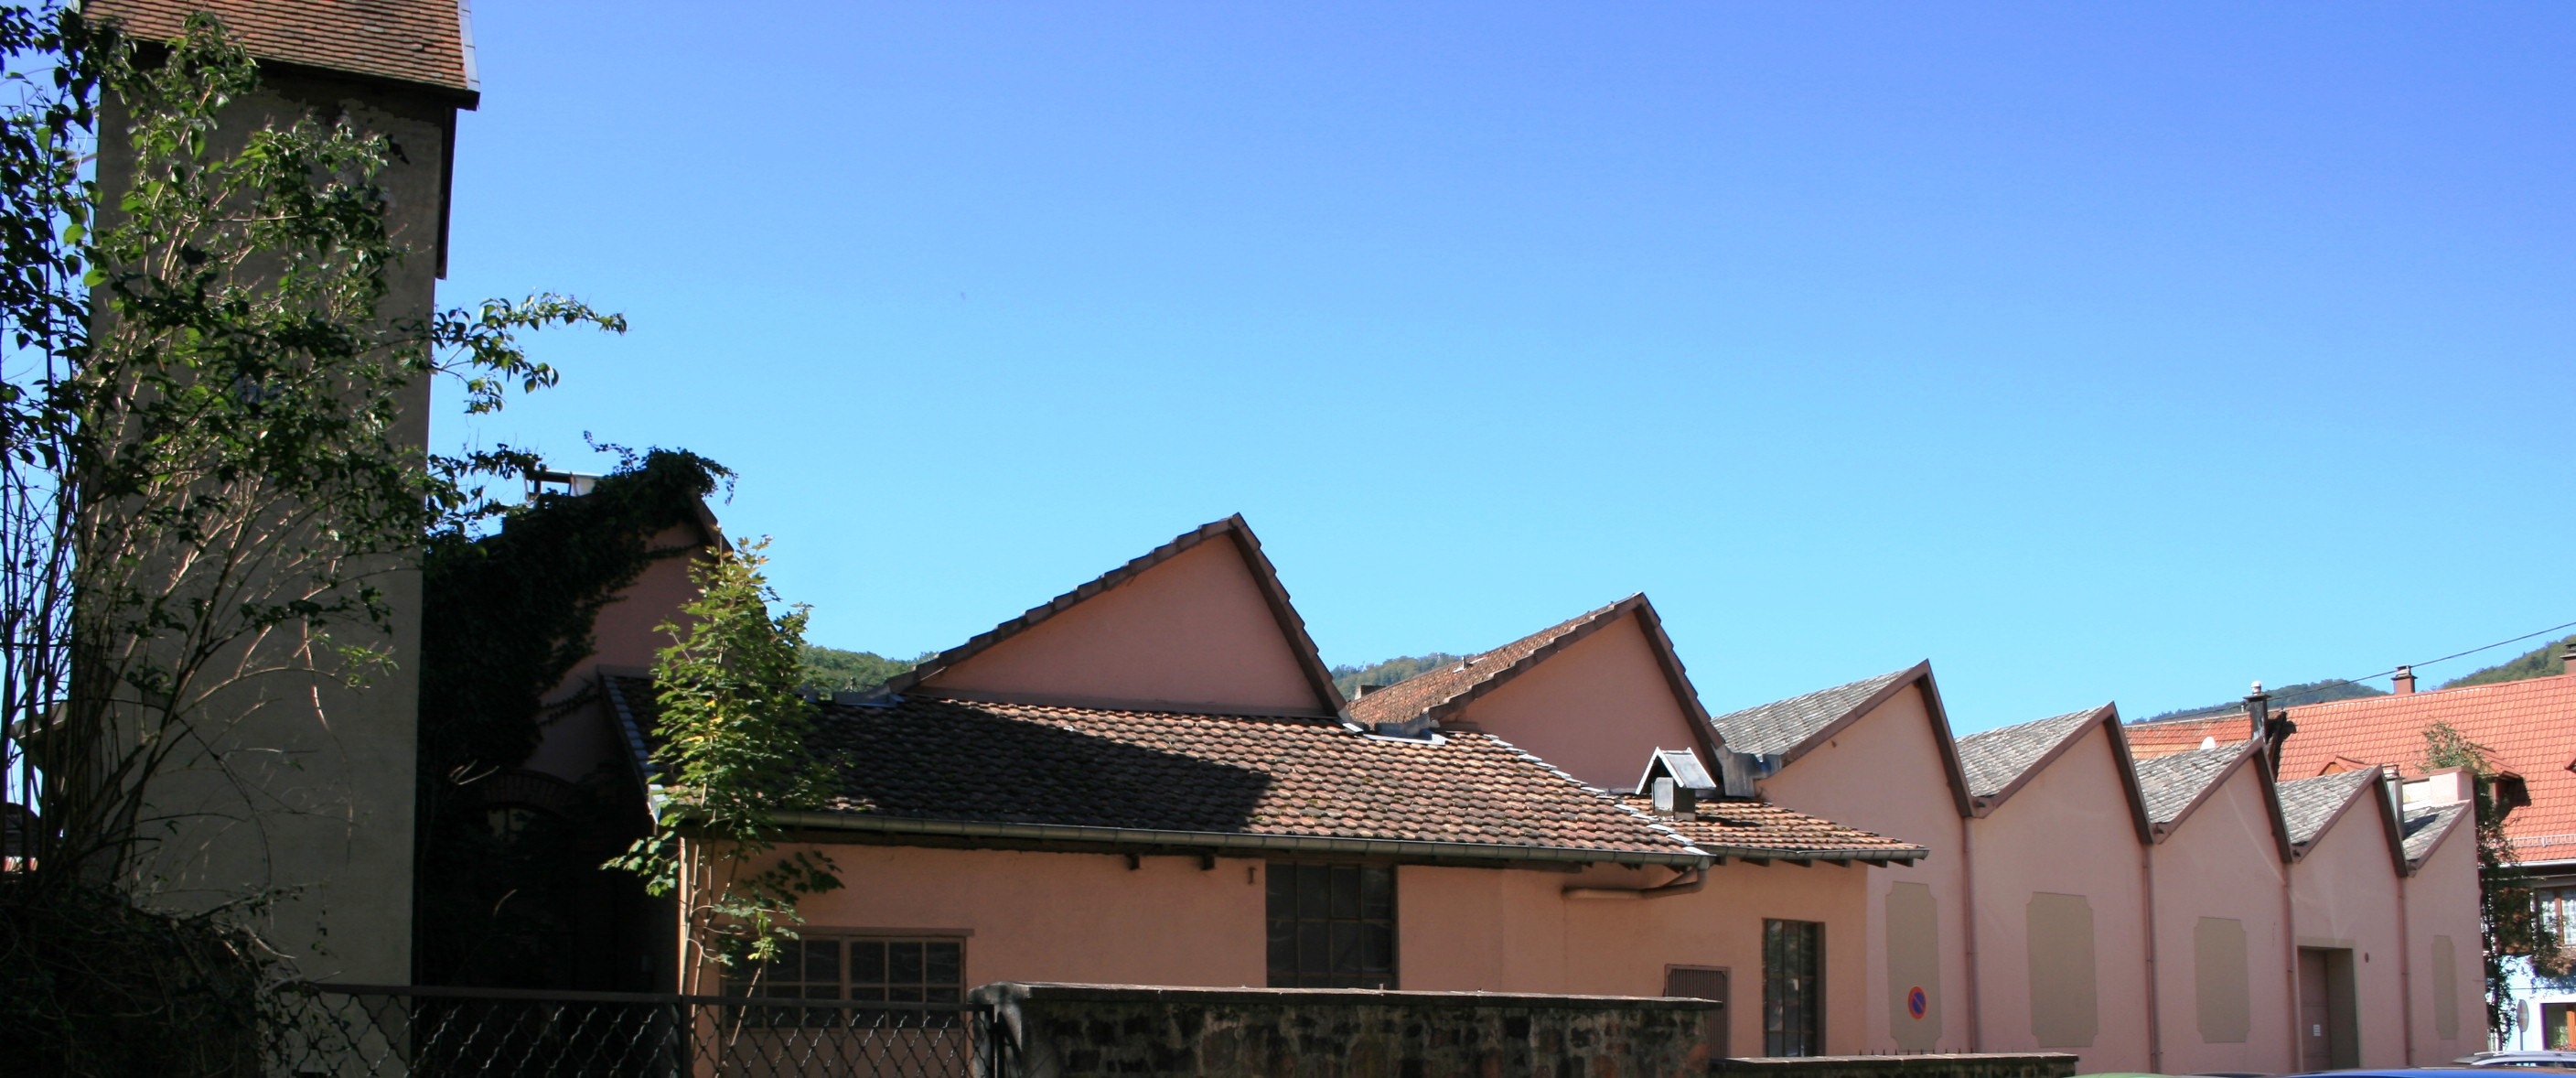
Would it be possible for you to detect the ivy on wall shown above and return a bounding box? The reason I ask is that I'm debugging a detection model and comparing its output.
[413,447,729,988]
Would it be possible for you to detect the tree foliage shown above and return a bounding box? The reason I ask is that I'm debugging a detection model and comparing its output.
[2441,634,2576,691]
[796,644,919,695]
[1330,652,1465,698]
[0,5,618,1071]
[607,539,843,990]
[2423,721,2557,1043]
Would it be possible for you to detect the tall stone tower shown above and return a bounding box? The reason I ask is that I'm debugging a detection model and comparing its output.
[83,0,477,985]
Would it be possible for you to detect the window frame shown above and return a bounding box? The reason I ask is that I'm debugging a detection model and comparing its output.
[724,932,970,1027]
[1264,861,1399,989]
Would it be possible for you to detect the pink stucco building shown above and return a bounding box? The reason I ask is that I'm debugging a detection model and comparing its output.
[531,512,2481,1065]
[1715,667,2485,1071]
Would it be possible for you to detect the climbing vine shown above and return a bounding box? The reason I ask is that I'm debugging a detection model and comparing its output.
[413,447,731,987]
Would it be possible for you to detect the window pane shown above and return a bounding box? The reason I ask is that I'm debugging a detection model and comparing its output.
[927,942,961,988]
[1363,923,1394,972]
[804,939,841,985]
[1268,920,1297,981]
[890,942,924,986]
[890,986,924,1004]
[1268,864,1296,919]
[1331,922,1362,976]
[1331,866,1361,920]
[1361,866,1394,919]
[1298,918,1329,979]
[852,941,886,985]
[1296,864,1329,921]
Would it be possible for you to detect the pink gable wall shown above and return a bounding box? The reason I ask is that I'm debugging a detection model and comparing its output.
[1965,724,2152,1072]
[919,540,1327,714]
[1756,685,1974,1055]
[2150,765,2294,1076]
[2290,795,2410,1068]
[2404,821,2485,1058]
[1447,612,1706,791]
[523,523,712,784]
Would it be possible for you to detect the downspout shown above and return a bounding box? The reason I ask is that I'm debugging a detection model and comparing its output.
[1564,867,1708,900]
[2392,773,2417,1064]
[1963,806,1982,1051]
[2143,839,2163,1073]
[2282,843,2302,1073]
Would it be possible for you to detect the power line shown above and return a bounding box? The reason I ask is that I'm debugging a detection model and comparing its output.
[2264,618,2576,709]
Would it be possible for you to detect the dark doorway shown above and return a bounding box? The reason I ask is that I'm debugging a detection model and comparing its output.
[1666,965,1731,1058]
[2298,947,2358,1071]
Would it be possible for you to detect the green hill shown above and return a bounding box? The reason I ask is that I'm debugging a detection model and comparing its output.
[2440,633,2575,689]
[2138,678,2388,723]
[798,646,925,694]
[1331,653,1465,697]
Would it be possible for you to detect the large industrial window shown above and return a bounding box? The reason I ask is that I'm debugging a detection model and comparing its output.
[727,936,965,1025]
[1764,919,1824,1056]
[1266,863,1396,988]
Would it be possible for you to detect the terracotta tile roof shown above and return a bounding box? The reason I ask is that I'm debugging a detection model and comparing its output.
[2272,674,2576,865]
[2135,742,2249,825]
[607,678,1706,866]
[88,0,476,98]
[2124,714,2255,760]
[1615,796,1928,863]
[1710,667,1913,757]
[1957,708,2102,799]
[2277,769,2380,846]
[2402,803,2472,864]
[1343,599,1623,728]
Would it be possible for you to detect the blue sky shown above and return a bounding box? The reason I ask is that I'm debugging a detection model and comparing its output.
[435,3,2576,732]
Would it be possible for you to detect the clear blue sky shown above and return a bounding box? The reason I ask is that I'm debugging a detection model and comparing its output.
[435,2,2576,732]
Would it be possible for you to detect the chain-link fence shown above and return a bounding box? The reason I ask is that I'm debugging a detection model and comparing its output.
[271,983,1004,1077]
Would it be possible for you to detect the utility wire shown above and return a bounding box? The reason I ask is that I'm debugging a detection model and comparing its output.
[2263,618,2576,710]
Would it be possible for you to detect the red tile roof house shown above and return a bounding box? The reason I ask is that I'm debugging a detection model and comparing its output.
[578,516,1925,1058]
[2167,659,2576,1052]
[1701,665,2483,1073]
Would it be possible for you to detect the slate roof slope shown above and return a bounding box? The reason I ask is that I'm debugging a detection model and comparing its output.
[2271,674,2576,865]
[2134,742,2248,825]
[2124,714,2255,760]
[2401,803,2472,864]
[606,678,1706,866]
[1343,600,1619,728]
[2277,769,2380,846]
[1615,796,1929,863]
[1957,708,2102,798]
[1709,667,1912,757]
[87,0,476,98]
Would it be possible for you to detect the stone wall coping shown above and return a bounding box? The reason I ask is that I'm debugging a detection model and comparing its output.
[970,981,1723,1010]
[1714,1053,2080,1069]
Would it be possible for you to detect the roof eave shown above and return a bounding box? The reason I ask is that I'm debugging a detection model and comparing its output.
[764,810,1713,869]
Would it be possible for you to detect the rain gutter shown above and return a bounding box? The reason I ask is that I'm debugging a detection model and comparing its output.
[766,811,1713,869]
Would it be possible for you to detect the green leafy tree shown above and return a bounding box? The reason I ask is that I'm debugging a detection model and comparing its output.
[2424,721,2556,1044]
[0,6,618,1072]
[608,539,843,992]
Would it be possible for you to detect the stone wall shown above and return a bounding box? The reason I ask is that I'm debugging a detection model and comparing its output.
[971,982,2085,1077]
[972,982,1721,1077]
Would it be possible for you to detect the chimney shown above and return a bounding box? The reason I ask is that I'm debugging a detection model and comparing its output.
[2561,641,2576,677]
[2249,681,2295,772]
[1652,777,1699,821]
[2393,665,2416,695]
